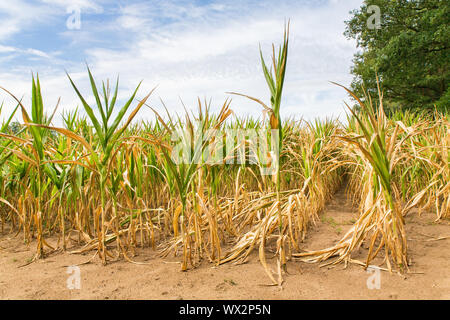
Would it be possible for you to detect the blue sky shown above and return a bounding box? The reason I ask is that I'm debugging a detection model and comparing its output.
[0,0,363,124]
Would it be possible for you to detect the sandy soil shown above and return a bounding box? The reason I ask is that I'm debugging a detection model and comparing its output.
[1,191,449,300]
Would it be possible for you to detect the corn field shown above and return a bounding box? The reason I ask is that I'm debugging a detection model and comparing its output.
[0,27,448,286]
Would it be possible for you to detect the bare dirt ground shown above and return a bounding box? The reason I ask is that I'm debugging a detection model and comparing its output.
[1,191,449,300]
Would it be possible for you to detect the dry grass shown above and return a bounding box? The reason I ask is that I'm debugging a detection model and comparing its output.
[0,30,448,285]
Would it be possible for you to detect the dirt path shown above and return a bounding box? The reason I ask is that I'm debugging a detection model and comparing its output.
[1,191,449,300]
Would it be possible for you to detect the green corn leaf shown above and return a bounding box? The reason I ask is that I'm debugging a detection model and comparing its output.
[66,72,105,146]
[87,67,108,131]
[106,81,142,141]
[107,76,119,121]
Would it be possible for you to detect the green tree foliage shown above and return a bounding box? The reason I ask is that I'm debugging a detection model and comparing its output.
[345,0,449,112]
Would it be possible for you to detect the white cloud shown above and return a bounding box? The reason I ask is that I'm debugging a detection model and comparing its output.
[0,44,53,59]
[0,1,46,40]
[85,0,362,121]
[0,0,364,124]
[0,45,17,53]
[26,49,51,59]
[41,0,103,12]
[0,0,103,41]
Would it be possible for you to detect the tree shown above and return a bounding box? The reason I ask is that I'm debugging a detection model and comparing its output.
[345,0,449,112]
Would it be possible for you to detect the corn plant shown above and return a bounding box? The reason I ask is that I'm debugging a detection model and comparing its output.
[227,22,289,283]
[0,27,448,283]
[0,75,60,258]
[62,67,154,263]
[294,81,411,271]
[149,99,231,270]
